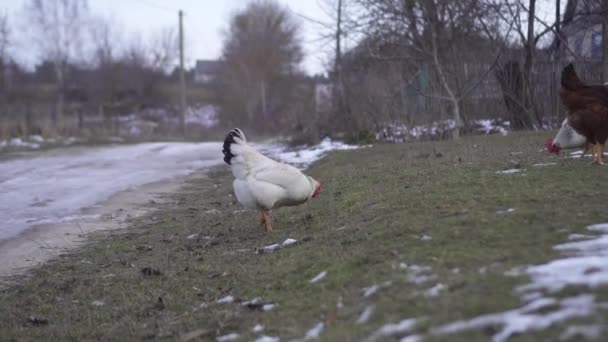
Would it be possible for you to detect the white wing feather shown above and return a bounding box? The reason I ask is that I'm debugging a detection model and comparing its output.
[227,134,314,210]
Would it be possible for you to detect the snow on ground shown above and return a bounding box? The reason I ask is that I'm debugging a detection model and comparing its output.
[368,318,420,341]
[0,136,84,150]
[261,138,366,168]
[0,142,223,241]
[0,137,360,243]
[375,119,509,143]
[309,271,327,283]
[185,104,219,127]
[569,150,608,159]
[430,223,608,341]
[357,305,375,324]
[496,168,523,175]
[302,322,325,340]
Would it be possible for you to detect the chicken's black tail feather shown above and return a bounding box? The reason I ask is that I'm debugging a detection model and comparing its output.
[222,128,246,165]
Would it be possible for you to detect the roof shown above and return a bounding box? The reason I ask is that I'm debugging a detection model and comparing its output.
[563,0,604,28]
[195,60,221,74]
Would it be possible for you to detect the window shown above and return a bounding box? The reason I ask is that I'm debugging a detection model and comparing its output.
[591,31,602,59]
[574,35,584,56]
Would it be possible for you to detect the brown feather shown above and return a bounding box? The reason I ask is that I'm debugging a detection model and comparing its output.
[560,65,608,145]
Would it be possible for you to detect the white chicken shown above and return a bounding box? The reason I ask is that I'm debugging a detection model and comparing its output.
[546,118,591,156]
[222,128,321,232]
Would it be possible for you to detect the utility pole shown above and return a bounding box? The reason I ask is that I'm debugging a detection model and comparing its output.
[554,0,561,118]
[179,10,186,136]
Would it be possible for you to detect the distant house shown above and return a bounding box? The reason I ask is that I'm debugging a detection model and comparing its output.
[562,0,604,60]
[193,60,221,84]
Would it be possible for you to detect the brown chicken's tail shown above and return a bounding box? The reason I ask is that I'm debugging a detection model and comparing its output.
[561,63,586,91]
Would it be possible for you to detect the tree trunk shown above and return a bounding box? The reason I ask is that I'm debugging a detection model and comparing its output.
[451,98,462,139]
[523,0,539,130]
[603,15,608,83]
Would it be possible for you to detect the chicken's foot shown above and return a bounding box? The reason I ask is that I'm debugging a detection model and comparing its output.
[591,143,604,165]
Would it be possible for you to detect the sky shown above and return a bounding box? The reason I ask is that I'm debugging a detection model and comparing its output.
[1,0,335,75]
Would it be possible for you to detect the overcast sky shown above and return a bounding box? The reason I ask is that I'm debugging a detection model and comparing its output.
[1,0,334,74]
[2,0,563,75]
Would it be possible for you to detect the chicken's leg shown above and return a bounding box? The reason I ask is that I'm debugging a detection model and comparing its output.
[598,143,605,165]
[591,143,602,165]
[259,210,266,227]
[583,142,592,157]
[262,209,273,232]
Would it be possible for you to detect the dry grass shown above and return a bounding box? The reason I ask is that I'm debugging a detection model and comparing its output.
[0,131,607,341]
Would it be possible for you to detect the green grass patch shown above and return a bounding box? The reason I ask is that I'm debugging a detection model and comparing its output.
[1,131,607,341]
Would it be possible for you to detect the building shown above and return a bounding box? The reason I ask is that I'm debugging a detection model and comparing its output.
[193,60,221,84]
[562,0,605,60]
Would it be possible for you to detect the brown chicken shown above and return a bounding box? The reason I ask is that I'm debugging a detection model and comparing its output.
[560,64,608,165]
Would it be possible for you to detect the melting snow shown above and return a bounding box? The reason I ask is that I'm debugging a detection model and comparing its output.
[496,208,515,215]
[262,304,275,312]
[255,336,279,342]
[559,324,602,340]
[281,238,297,247]
[0,142,224,241]
[303,322,324,340]
[252,324,264,333]
[432,222,608,341]
[216,295,235,304]
[265,138,366,168]
[310,271,327,283]
[399,335,421,342]
[368,318,419,341]
[496,168,522,175]
[362,285,380,298]
[424,283,447,298]
[532,163,557,167]
[357,305,375,324]
[91,300,105,307]
[216,333,240,342]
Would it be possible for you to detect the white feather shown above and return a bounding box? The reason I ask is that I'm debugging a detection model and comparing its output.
[226,132,318,210]
[553,118,586,149]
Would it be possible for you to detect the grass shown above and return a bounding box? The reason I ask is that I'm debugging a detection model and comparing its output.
[1,131,608,341]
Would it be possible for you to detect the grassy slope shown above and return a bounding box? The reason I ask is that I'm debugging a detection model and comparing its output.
[1,131,607,341]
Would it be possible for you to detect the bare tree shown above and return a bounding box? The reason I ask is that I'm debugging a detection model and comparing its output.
[0,11,10,112]
[23,0,89,127]
[355,0,509,138]
[217,0,303,131]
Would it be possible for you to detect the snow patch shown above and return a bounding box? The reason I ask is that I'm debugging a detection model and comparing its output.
[368,318,419,341]
[432,222,608,340]
[91,300,105,307]
[216,295,235,304]
[532,163,557,167]
[267,138,367,168]
[496,208,515,215]
[496,168,522,175]
[310,271,327,283]
[362,285,380,298]
[255,336,279,342]
[216,333,239,342]
[303,322,324,340]
[281,238,297,247]
[432,295,595,342]
[424,283,447,298]
[252,324,264,333]
[357,305,375,324]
